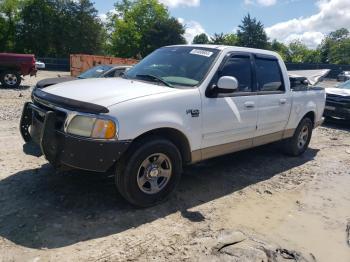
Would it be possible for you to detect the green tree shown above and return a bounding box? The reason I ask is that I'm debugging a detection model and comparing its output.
[329,28,349,41]
[270,39,290,61]
[329,38,350,64]
[318,28,350,64]
[210,33,226,44]
[192,33,209,44]
[16,0,105,57]
[304,49,321,64]
[288,40,307,63]
[16,0,56,56]
[0,0,22,51]
[64,0,105,55]
[237,14,268,49]
[210,33,238,45]
[223,33,238,46]
[0,14,6,50]
[287,40,321,63]
[318,37,332,63]
[142,17,185,55]
[109,0,185,58]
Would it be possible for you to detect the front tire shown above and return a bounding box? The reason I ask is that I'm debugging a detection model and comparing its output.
[0,71,21,88]
[284,118,313,156]
[115,137,182,207]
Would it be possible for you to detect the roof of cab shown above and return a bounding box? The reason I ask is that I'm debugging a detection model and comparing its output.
[166,44,281,58]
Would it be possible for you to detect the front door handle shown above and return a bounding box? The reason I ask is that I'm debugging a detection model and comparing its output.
[280,98,287,105]
[244,101,255,108]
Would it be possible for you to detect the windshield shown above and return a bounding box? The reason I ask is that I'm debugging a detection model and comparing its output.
[338,80,350,89]
[125,46,220,87]
[78,65,113,79]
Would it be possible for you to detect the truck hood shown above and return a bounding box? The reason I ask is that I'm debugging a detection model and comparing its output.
[43,78,175,107]
[325,87,350,97]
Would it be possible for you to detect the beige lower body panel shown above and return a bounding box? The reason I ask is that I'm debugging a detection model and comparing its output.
[200,138,252,161]
[191,128,296,163]
[283,128,295,139]
[252,131,283,147]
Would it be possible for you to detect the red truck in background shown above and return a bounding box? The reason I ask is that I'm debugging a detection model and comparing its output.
[0,53,37,88]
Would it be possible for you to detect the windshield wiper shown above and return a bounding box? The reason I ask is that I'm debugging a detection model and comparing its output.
[136,74,173,88]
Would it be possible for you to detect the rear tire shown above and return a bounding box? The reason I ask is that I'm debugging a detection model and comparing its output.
[115,137,182,207]
[0,71,21,88]
[284,118,313,156]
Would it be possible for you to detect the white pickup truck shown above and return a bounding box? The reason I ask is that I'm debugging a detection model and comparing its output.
[20,45,325,207]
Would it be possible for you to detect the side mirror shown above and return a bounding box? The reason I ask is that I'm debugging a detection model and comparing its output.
[217,76,238,93]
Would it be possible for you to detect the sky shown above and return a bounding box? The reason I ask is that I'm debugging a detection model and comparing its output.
[95,0,350,49]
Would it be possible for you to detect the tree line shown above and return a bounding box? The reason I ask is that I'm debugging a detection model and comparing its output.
[0,0,349,65]
[193,14,350,65]
[0,0,106,57]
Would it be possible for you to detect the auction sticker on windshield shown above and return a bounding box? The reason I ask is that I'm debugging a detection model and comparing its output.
[190,49,214,57]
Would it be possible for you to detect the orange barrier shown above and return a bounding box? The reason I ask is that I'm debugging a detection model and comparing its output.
[70,54,138,76]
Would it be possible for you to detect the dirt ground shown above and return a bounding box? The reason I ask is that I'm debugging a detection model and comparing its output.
[0,71,350,262]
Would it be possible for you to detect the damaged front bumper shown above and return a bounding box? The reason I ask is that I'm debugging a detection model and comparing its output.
[325,94,350,120]
[324,106,350,120]
[20,102,131,172]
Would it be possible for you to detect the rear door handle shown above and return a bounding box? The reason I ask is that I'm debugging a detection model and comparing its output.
[280,99,287,105]
[244,101,255,108]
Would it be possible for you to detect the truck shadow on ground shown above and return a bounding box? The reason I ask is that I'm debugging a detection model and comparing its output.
[0,144,319,249]
[0,84,31,90]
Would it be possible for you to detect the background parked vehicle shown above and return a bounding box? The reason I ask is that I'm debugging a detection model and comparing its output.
[35,64,132,89]
[35,61,46,69]
[324,80,350,120]
[337,71,350,82]
[0,53,37,88]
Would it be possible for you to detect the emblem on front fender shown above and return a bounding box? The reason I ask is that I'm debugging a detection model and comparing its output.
[186,109,200,117]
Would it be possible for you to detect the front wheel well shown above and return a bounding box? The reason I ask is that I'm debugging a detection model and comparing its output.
[129,128,192,165]
[302,111,315,126]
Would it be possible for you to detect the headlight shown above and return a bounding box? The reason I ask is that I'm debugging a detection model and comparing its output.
[67,115,117,139]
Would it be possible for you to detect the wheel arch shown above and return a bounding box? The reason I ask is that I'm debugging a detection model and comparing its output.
[302,111,315,126]
[129,127,192,165]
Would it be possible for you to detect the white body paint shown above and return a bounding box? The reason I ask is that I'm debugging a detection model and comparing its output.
[42,45,326,161]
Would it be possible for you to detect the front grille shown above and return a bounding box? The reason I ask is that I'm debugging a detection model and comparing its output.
[33,100,67,130]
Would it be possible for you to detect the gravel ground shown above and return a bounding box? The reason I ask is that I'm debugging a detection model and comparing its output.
[0,71,350,262]
[0,71,70,121]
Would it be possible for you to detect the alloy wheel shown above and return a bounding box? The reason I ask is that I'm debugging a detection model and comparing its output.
[297,125,309,149]
[137,153,172,194]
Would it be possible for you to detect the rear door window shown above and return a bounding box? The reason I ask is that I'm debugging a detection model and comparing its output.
[255,58,285,92]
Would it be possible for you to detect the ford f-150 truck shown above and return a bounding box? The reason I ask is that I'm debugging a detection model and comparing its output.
[20,45,326,207]
[0,53,37,88]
